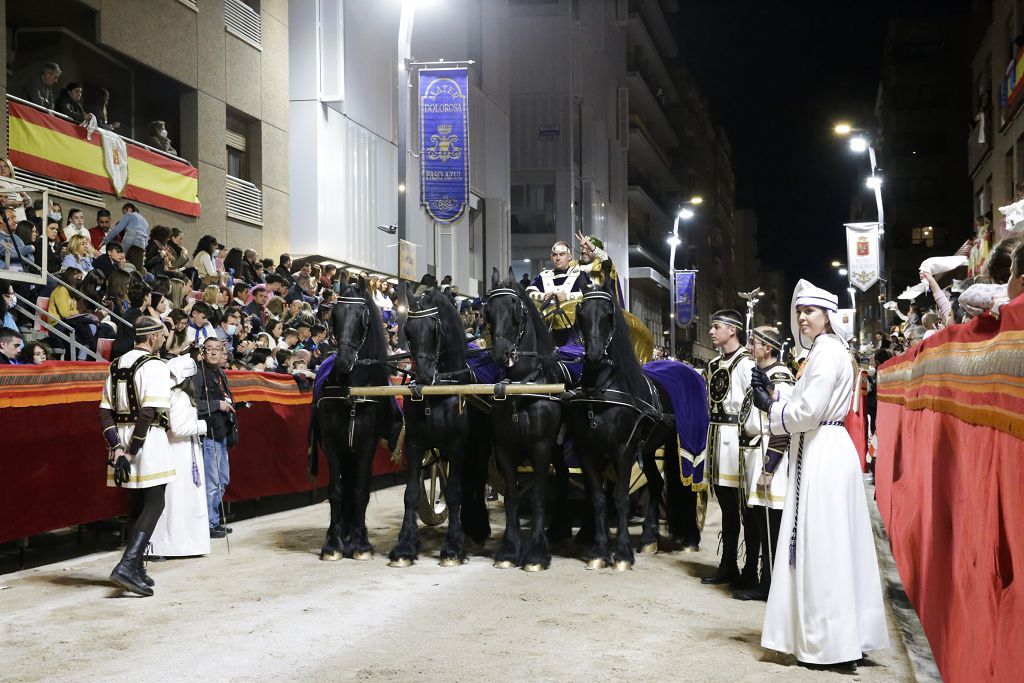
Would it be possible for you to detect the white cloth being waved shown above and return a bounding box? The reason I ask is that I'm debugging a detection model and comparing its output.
[762,333,888,664]
[149,388,211,556]
[101,349,176,489]
[743,362,794,509]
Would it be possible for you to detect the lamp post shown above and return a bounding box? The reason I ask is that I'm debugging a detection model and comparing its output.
[834,122,886,334]
[668,196,701,359]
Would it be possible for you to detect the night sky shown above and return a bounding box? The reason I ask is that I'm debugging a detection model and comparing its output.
[674,0,971,293]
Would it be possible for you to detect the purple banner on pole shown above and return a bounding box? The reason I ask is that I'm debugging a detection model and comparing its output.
[419,68,470,224]
[675,271,696,326]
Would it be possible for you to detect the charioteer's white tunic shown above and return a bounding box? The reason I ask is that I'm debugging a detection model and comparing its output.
[762,333,888,664]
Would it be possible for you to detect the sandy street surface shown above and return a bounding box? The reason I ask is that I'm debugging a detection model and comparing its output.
[0,485,912,682]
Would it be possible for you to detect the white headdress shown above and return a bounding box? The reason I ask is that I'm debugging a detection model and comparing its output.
[167,355,198,383]
[790,279,850,349]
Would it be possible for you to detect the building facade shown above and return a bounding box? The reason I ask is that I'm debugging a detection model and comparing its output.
[1,0,290,259]
[507,0,629,298]
[969,0,1024,259]
[288,0,512,295]
[876,13,970,302]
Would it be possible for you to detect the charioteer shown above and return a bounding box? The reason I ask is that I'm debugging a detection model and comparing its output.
[526,240,591,344]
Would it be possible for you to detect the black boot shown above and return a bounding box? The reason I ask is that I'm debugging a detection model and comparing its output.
[732,569,770,601]
[733,560,759,590]
[110,532,154,597]
[137,555,155,588]
[701,563,740,585]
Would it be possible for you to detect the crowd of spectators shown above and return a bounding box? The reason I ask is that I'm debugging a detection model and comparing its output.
[0,173,414,388]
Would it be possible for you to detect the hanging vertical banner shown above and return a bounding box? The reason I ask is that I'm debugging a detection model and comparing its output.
[675,270,697,326]
[419,68,470,224]
[845,221,880,292]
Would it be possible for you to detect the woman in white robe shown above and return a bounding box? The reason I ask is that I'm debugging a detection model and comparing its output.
[751,280,888,669]
[149,356,211,557]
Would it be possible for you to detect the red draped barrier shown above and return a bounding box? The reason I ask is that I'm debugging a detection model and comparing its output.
[0,366,401,544]
[876,297,1024,683]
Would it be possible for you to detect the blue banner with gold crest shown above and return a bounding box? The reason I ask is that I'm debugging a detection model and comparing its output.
[675,271,696,326]
[419,68,470,224]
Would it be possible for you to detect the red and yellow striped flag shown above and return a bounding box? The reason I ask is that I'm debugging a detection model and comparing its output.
[7,101,200,217]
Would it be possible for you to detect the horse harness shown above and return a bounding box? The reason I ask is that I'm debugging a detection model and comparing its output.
[109,353,170,430]
[406,304,479,416]
[564,290,665,457]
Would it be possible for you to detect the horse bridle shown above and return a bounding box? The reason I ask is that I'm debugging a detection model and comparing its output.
[406,304,448,384]
[335,295,370,372]
[485,287,529,366]
[578,290,616,360]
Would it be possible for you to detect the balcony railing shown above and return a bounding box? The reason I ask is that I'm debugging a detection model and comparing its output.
[226,174,263,225]
[1000,44,1024,130]
[225,0,262,50]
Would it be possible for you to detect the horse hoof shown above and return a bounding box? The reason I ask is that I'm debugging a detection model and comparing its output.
[439,557,464,567]
[683,545,700,554]
[523,563,545,573]
[614,560,633,572]
[352,551,374,561]
[586,558,608,570]
[494,560,516,569]
[639,542,658,555]
[388,558,413,568]
[320,550,342,561]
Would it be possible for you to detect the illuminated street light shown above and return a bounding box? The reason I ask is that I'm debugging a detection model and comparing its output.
[849,136,868,153]
[865,176,882,190]
[666,234,681,247]
[678,208,695,220]
[689,196,704,205]
[831,260,842,267]
[833,123,853,136]
[838,268,849,276]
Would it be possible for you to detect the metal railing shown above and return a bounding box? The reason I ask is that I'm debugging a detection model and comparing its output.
[11,292,97,361]
[6,94,193,167]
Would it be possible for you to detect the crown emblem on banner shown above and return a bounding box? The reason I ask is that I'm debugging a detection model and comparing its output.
[437,124,453,135]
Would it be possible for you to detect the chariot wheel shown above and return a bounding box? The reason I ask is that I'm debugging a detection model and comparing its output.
[417,449,449,526]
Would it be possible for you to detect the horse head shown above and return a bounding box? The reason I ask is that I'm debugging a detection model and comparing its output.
[576,276,617,365]
[333,276,372,374]
[405,283,449,385]
[485,267,529,368]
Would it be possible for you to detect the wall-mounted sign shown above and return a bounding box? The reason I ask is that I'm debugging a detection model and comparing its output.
[419,68,469,224]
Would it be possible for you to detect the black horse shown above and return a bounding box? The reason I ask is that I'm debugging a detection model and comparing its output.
[566,276,671,570]
[311,277,395,561]
[388,285,490,567]
[483,268,572,571]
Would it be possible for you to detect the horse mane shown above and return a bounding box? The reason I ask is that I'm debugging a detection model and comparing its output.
[415,287,466,371]
[604,294,650,398]
[503,276,557,356]
[335,281,389,363]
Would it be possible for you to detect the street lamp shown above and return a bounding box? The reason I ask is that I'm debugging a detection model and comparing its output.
[833,120,886,335]
[668,207,696,359]
[838,267,848,276]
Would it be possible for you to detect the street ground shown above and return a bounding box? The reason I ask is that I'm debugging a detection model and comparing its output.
[0,485,915,682]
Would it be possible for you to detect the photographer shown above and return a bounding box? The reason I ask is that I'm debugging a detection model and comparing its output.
[192,337,236,539]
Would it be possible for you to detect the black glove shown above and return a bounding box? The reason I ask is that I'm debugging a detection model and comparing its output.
[752,384,774,413]
[751,365,775,395]
[112,455,132,487]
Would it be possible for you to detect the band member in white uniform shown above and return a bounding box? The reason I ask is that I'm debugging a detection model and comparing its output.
[752,280,888,670]
[699,309,758,588]
[149,355,211,558]
[100,317,174,597]
[734,325,793,602]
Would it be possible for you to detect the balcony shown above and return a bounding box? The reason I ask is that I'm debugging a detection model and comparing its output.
[627,14,679,104]
[968,105,992,178]
[6,95,200,217]
[628,125,681,197]
[626,71,679,151]
[999,44,1024,131]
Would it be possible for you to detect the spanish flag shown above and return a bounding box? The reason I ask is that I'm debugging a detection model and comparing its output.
[7,101,201,217]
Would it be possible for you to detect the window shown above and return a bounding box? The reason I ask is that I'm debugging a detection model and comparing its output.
[226,113,250,181]
[911,226,935,247]
[511,182,556,234]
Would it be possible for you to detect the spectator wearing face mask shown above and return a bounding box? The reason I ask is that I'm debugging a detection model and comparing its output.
[214,307,242,356]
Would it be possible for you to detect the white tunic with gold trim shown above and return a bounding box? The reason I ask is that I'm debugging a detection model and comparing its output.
[102,349,176,489]
[741,362,794,510]
[703,348,755,488]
